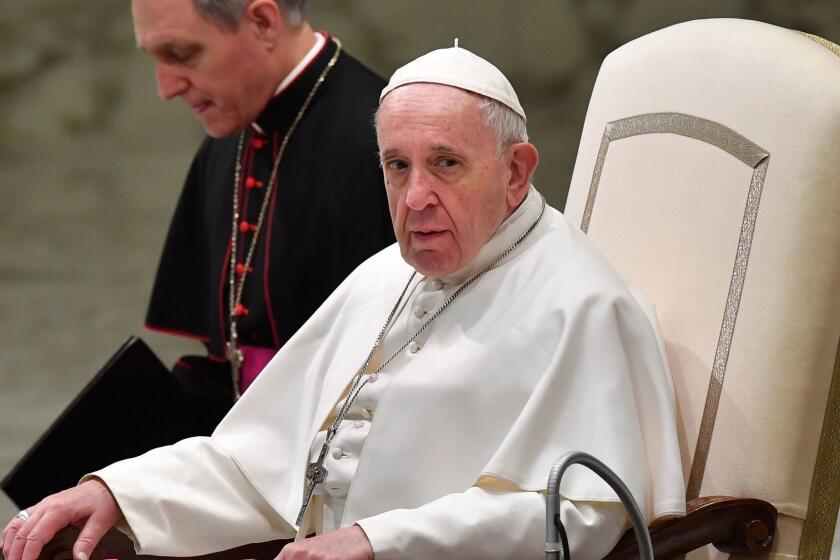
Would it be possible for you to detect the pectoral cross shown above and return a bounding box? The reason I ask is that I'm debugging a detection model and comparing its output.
[296,442,330,526]
[225,338,243,400]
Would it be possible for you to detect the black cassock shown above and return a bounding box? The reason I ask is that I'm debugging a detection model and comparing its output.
[1,38,394,507]
[146,37,394,414]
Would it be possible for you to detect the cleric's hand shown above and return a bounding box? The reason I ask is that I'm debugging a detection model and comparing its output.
[276,525,374,560]
[2,479,121,560]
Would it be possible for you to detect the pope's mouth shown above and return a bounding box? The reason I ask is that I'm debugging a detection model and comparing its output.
[410,230,448,244]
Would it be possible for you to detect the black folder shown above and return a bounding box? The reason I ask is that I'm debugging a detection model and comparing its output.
[2,336,230,508]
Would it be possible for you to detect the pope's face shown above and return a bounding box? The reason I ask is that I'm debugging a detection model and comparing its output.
[132,0,273,138]
[376,84,516,278]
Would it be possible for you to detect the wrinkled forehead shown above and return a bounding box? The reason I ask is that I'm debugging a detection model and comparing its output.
[375,84,497,157]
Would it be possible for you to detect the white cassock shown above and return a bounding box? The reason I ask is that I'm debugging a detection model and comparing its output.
[91,187,686,559]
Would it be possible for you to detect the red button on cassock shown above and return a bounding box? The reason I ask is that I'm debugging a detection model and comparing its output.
[251,137,266,149]
[245,177,263,189]
[234,304,249,317]
[239,220,257,233]
[235,263,254,275]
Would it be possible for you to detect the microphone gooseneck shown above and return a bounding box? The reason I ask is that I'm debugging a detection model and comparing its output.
[545,451,653,560]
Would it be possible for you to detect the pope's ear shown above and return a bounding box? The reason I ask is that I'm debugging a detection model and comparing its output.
[245,0,283,42]
[506,142,539,208]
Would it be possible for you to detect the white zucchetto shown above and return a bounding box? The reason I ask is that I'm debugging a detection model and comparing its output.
[380,43,527,121]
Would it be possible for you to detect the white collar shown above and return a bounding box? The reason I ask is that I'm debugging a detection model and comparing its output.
[273,31,327,97]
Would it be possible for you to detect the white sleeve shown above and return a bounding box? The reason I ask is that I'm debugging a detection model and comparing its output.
[355,486,627,560]
[85,436,295,556]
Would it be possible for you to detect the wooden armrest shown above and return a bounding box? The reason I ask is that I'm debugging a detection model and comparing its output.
[605,495,777,559]
[36,527,289,560]
[34,495,775,560]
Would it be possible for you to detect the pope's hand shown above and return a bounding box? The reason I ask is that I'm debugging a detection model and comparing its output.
[276,526,374,560]
[2,479,121,560]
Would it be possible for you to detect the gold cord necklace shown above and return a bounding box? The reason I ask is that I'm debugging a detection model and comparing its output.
[226,39,342,400]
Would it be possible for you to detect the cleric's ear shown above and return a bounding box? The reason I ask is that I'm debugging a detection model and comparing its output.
[243,0,284,45]
[505,142,539,210]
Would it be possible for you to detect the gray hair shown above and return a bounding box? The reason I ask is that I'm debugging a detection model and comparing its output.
[477,96,528,159]
[192,0,307,29]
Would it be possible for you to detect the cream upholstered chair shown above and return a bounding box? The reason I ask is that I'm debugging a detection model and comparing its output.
[563,18,840,559]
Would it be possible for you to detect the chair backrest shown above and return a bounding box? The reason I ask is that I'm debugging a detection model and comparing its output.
[563,19,840,559]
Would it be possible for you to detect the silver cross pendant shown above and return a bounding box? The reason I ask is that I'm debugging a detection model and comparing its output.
[225,340,244,370]
[225,340,243,400]
[296,442,330,526]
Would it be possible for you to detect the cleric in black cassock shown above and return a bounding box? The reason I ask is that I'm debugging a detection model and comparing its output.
[143,12,394,420]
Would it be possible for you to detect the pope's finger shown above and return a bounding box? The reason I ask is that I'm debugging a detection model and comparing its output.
[19,507,68,560]
[70,510,114,560]
[3,517,19,556]
[7,509,44,560]
[2,514,26,560]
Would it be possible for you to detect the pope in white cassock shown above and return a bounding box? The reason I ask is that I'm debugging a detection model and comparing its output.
[3,46,686,560]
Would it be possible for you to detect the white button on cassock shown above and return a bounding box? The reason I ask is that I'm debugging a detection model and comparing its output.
[367,373,379,383]
[408,341,420,353]
[331,447,343,460]
[428,278,443,291]
[361,408,372,420]
[413,306,427,318]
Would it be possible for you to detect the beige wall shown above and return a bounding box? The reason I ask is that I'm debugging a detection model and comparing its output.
[1,0,838,540]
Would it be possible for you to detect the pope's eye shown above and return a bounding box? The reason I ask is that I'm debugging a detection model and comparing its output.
[438,158,458,168]
[386,160,408,171]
